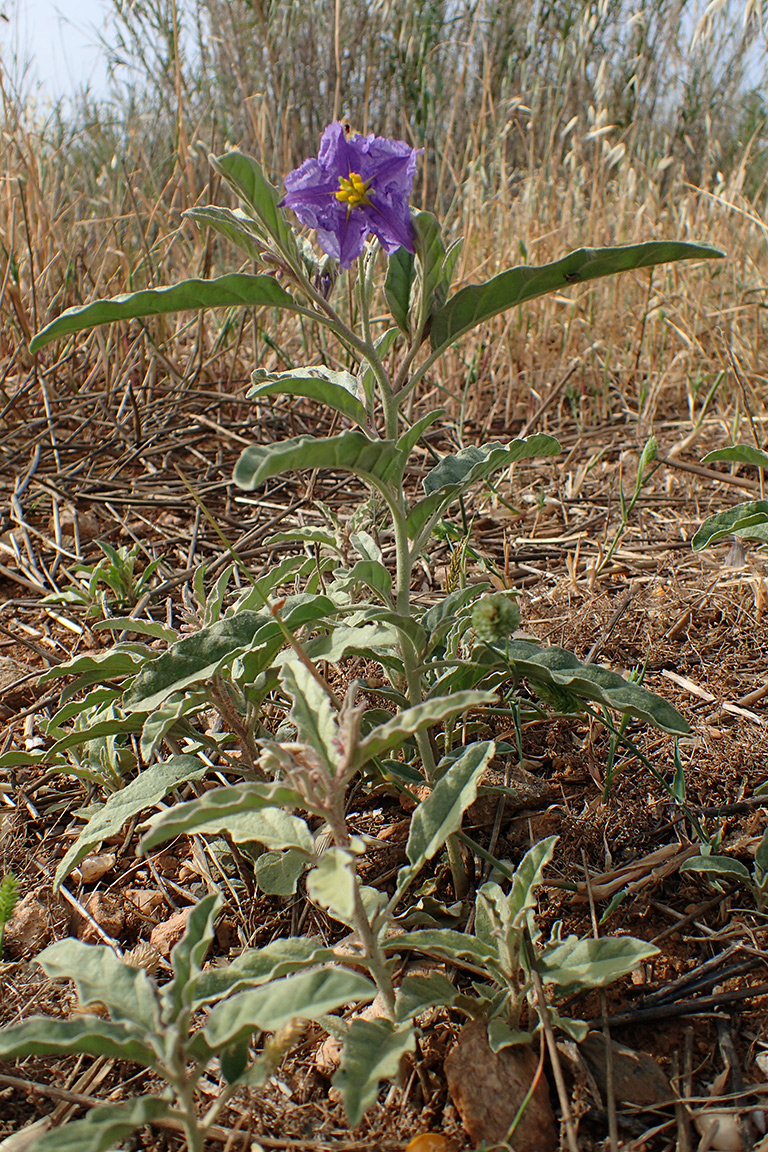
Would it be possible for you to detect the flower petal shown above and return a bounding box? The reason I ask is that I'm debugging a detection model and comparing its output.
[282,122,421,267]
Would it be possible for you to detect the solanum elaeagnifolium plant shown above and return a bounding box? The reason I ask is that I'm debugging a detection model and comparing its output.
[5,122,724,1146]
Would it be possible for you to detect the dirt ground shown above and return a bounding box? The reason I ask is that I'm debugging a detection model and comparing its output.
[2,382,768,1151]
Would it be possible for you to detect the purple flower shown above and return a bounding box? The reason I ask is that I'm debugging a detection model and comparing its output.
[281,122,421,269]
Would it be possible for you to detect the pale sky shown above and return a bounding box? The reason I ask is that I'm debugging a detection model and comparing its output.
[3,0,112,98]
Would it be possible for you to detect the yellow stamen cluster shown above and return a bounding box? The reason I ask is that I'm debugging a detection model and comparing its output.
[336,172,373,209]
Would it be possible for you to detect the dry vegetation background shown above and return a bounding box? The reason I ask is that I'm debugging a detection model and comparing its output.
[3,1,768,1149]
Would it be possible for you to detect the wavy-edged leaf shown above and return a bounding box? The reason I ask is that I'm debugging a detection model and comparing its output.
[30,274,298,353]
[184,204,267,262]
[382,928,496,967]
[692,500,768,550]
[385,246,415,335]
[335,560,393,604]
[430,241,725,349]
[413,210,446,318]
[124,595,335,713]
[359,327,399,407]
[188,938,336,1006]
[423,434,561,495]
[501,639,689,734]
[702,445,768,471]
[55,754,207,888]
[32,1097,171,1152]
[140,690,207,761]
[408,434,560,540]
[280,660,337,772]
[164,892,222,1014]
[37,940,159,1031]
[254,848,308,896]
[680,854,752,882]
[306,847,359,927]
[476,837,557,961]
[38,645,149,687]
[539,935,659,996]
[47,714,144,755]
[202,968,375,1048]
[233,431,403,491]
[352,690,494,771]
[397,410,443,458]
[0,1016,156,1065]
[139,782,303,853]
[394,972,459,1022]
[334,1019,415,1126]
[209,149,298,253]
[248,366,369,428]
[303,622,400,663]
[406,741,495,868]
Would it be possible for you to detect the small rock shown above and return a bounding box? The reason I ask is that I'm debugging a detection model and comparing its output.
[76,892,125,943]
[580,1031,673,1107]
[315,994,390,1076]
[78,853,116,884]
[2,892,49,958]
[694,1110,746,1152]
[123,888,165,916]
[149,906,192,957]
[444,1019,557,1151]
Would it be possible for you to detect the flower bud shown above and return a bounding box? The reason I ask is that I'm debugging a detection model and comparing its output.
[472,593,520,643]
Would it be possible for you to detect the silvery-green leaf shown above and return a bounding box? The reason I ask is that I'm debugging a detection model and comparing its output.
[539,935,659,996]
[188,937,337,1005]
[140,691,207,762]
[397,410,443,458]
[406,741,494,868]
[234,432,403,491]
[385,246,415,335]
[303,622,400,663]
[353,691,494,772]
[394,973,458,1022]
[202,968,375,1048]
[164,892,222,1014]
[0,1016,156,1066]
[30,274,298,353]
[487,1018,533,1052]
[124,595,334,712]
[702,445,768,472]
[382,928,496,967]
[209,150,298,255]
[333,1019,415,1126]
[36,940,159,1032]
[430,241,724,350]
[306,848,359,927]
[280,661,337,772]
[680,854,752,882]
[335,560,393,604]
[254,849,308,895]
[139,783,303,853]
[499,640,689,735]
[55,755,207,888]
[692,501,768,550]
[423,435,561,495]
[31,1098,171,1152]
[248,366,368,428]
[183,204,267,261]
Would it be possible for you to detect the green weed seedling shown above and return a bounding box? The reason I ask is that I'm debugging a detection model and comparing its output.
[45,542,166,620]
[0,871,19,959]
[6,123,724,1142]
[682,825,768,914]
[693,444,768,551]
